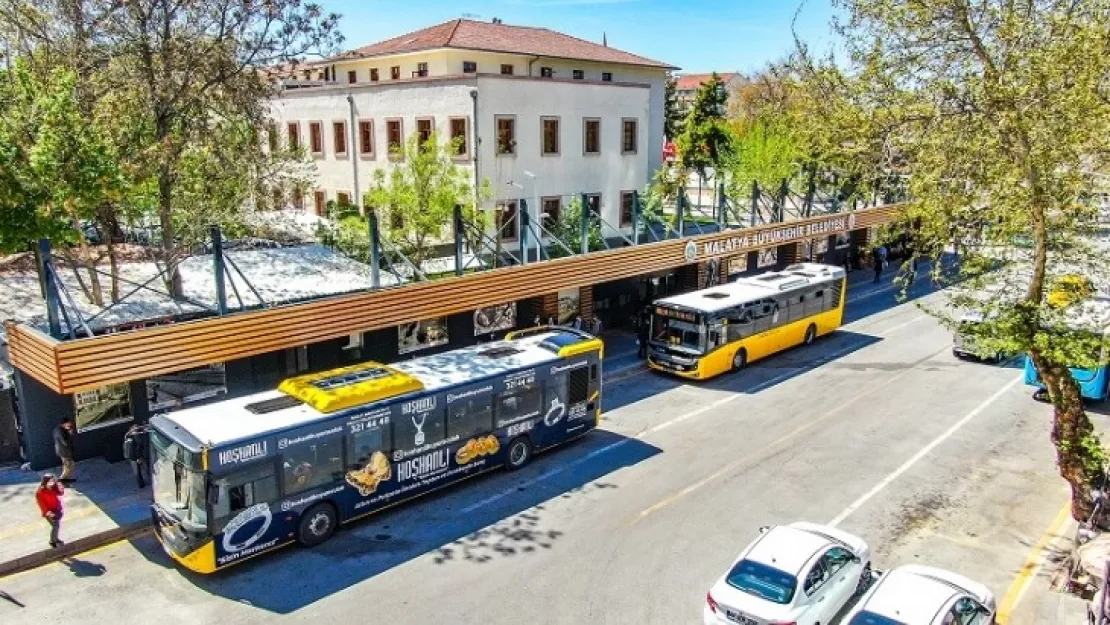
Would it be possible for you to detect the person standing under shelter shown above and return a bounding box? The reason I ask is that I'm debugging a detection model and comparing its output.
[637,307,651,358]
[36,473,65,549]
[122,422,150,489]
[872,249,884,284]
[53,417,76,482]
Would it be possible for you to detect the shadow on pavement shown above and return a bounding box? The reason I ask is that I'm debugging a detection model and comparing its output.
[142,430,660,613]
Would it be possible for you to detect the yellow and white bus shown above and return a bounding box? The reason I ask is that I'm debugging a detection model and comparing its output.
[647,263,847,380]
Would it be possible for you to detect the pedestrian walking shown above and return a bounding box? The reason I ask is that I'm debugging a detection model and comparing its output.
[36,473,65,548]
[122,423,150,489]
[872,250,883,284]
[53,417,76,482]
[637,307,651,358]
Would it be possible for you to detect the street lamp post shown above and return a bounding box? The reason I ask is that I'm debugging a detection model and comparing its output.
[522,171,540,262]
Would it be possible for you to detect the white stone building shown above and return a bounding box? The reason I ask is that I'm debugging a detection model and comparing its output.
[265,18,676,247]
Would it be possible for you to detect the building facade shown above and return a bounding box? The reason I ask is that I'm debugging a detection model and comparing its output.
[266,19,675,243]
[674,72,742,109]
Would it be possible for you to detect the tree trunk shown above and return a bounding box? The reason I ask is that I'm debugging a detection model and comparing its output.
[158,160,184,299]
[106,236,120,303]
[1033,352,1104,523]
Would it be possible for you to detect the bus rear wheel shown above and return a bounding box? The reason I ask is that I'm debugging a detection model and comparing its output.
[731,349,747,373]
[505,437,533,471]
[804,324,817,346]
[298,503,337,547]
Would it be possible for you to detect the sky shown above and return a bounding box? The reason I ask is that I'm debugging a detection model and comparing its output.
[317,0,841,74]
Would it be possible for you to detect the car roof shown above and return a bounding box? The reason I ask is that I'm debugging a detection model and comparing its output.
[744,525,832,576]
[861,567,961,623]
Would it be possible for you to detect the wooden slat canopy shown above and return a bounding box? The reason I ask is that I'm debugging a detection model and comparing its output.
[6,205,902,394]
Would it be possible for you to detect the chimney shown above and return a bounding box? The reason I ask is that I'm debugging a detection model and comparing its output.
[602,32,608,47]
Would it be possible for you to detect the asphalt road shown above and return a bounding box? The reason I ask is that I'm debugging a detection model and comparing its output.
[0,277,1069,624]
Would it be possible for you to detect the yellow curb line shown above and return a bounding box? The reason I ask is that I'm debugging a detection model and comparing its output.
[996,503,1074,623]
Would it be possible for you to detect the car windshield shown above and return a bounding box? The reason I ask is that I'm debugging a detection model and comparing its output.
[652,314,703,353]
[847,611,906,625]
[725,559,797,605]
[150,430,208,532]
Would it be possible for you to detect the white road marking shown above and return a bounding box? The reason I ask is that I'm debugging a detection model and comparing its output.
[464,310,935,515]
[827,374,1024,528]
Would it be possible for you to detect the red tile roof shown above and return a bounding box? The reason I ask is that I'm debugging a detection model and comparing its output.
[327,19,676,70]
[675,72,740,92]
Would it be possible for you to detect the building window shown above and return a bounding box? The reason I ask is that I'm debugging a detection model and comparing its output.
[390,66,400,80]
[416,117,434,146]
[370,68,379,82]
[500,64,514,76]
[585,193,601,217]
[583,118,600,155]
[309,121,324,155]
[358,120,374,157]
[267,122,278,152]
[292,187,305,211]
[540,67,553,78]
[386,119,403,159]
[542,197,561,227]
[347,70,357,84]
[622,118,638,154]
[620,191,635,226]
[416,62,428,78]
[286,122,300,150]
[314,190,327,216]
[541,117,560,155]
[602,72,613,82]
[572,69,584,80]
[333,120,347,156]
[463,61,477,74]
[498,201,518,241]
[337,191,351,207]
[496,116,516,155]
[449,117,469,157]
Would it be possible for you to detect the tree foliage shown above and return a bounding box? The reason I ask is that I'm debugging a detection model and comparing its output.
[545,196,605,259]
[677,72,733,181]
[363,133,487,269]
[804,0,1110,519]
[663,75,683,141]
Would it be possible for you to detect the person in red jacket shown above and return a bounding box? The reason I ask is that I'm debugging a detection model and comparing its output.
[36,473,65,548]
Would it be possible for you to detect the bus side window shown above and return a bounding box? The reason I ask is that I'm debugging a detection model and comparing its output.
[393,407,447,452]
[753,299,774,333]
[447,397,493,439]
[282,432,344,496]
[494,383,543,428]
[569,367,589,404]
[803,289,824,317]
[212,462,278,531]
[347,422,392,471]
[726,307,753,342]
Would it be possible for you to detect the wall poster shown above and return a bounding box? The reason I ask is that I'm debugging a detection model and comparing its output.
[757,248,778,268]
[474,302,516,336]
[557,289,580,325]
[399,317,449,354]
[74,383,133,431]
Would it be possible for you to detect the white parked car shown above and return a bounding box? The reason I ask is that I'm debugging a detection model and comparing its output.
[704,522,871,625]
[844,564,996,625]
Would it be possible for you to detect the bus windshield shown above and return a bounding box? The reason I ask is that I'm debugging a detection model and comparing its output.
[652,315,703,353]
[150,430,208,532]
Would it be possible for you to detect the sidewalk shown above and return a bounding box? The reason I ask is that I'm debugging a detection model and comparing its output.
[0,458,151,577]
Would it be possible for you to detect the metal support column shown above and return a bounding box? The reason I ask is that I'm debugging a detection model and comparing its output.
[453,204,464,276]
[831,174,840,213]
[37,239,62,339]
[632,190,641,246]
[717,182,726,227]
[519,199,530,265]
[677,191,685,237]
[211,225,228,315]
[369,209,381,289]
[804,166,816,218]
[778,179,789,222]
[751,181,760,227]
[580,193,589,255]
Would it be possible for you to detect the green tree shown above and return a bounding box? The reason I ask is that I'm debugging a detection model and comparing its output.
[363,133,486,269]
[677,72,733,207]
[0,60,127,305]
[545,196,604,259]
[806,0,1110,519]
[663,75,683,141]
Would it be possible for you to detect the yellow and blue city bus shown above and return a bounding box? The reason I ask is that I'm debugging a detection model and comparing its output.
[148,327,603,573]
[647,263,847,380]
